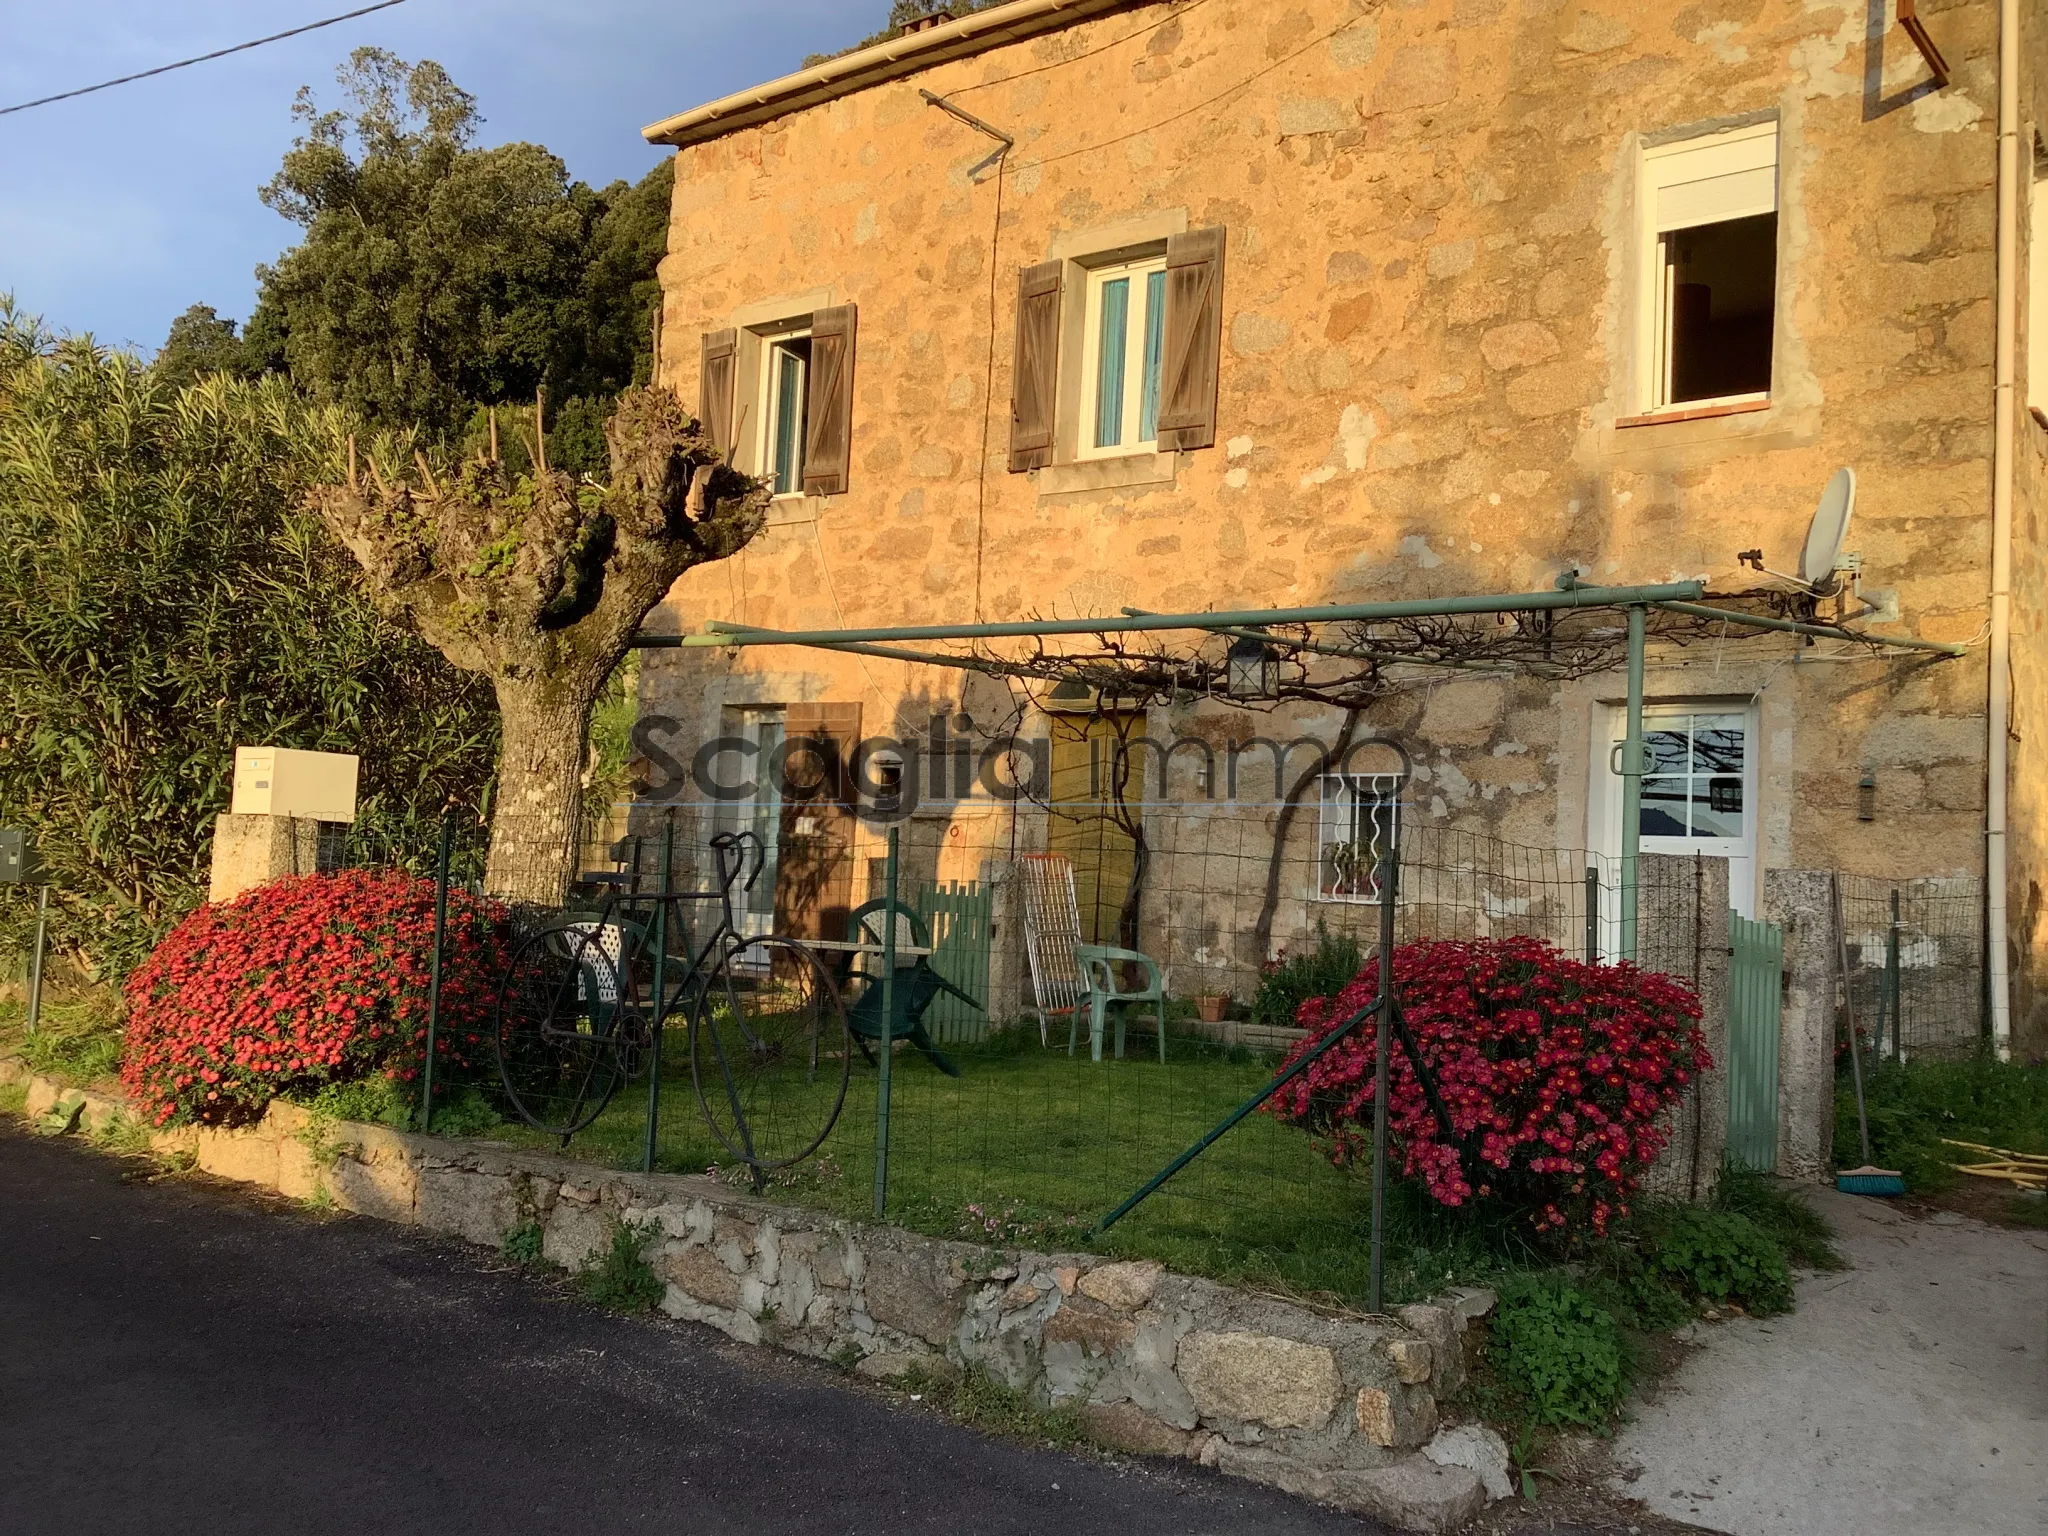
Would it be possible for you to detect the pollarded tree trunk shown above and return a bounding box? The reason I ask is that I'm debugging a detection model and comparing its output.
[487,673,605,905]
[311,387,769,902]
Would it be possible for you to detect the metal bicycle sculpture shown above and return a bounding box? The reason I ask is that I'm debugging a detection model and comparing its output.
[492,832,852,1173]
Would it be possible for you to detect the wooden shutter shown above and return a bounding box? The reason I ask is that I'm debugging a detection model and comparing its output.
[698,328,738,459]
[1008,260,1062,472]
[778,703,862,942]
[1156,227,1226,453]
[803,304,857,497]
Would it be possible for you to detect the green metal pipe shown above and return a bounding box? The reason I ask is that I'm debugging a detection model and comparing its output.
[644,815,674,1174]
[1121,609,1534,677]
[1652,601,1966,656]
[873,826,899,1219]
[419,813,453,1134]
[662,582,1708,650]
[1621,605,1646,961]
[1094,994,1387,1236]
[24,884,49,1035]
[639,624,1047,680]
[1369,839,1396,1314]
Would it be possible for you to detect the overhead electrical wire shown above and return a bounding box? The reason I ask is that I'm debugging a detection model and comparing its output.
[0,0,411,119]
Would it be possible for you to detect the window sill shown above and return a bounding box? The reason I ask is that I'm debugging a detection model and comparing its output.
[765,494,821,527]
[1034,451,1179,498]
[1615,398,1771,429]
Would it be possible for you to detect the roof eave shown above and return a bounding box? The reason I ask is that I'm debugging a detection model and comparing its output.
[641,0,1144,149]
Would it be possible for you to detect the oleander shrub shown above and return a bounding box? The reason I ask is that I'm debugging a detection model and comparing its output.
[122,868,507,1127]
[1268,937,1709,1238]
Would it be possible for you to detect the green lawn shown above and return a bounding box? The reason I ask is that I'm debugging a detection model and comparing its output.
[478,1027,1498,1306]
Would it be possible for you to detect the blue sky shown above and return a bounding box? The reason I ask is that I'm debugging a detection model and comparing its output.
[0,1,886,353]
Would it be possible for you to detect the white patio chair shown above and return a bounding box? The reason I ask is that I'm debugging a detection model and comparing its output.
[1018,853,1166,1062]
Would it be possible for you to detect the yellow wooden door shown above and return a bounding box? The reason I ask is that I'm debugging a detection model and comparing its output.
[1047,712,1144,944]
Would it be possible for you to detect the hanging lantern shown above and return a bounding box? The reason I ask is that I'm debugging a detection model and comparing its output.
[1226,632,1280,700]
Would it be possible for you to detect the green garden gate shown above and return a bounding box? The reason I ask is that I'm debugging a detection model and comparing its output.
[1725,912,1785,1171]
[917,880,993,1044]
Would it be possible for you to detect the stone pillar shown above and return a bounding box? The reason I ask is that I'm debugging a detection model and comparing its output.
[207,814,326,904]
[1764,869,1837,1182]
[1639,853,1731,1203]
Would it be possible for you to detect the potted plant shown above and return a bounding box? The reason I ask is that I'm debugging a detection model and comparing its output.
[1196,992,1231,1024]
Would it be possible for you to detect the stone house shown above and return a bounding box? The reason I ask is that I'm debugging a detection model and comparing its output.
[632,0,2048,1061]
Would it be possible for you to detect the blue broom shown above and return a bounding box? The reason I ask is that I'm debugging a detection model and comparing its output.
[1836,878,1905,1197]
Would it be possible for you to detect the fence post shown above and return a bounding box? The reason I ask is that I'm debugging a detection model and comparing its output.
[418,812,454,1133]
[873,825,900,1219]
[644,814,674,1174]
[24,884,50,1035]
[1368,833,1398,1315]
[1619,604,1647,960]
[1584,866,1600,963]
[1886,887,1903,1061]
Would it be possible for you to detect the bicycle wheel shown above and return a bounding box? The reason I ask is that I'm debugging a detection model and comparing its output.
[690,936,851,1170]
[494,923,639,1136]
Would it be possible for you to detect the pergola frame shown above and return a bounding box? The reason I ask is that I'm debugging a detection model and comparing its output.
[633,576,1963,959]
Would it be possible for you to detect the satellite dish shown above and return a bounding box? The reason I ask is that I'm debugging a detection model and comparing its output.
[1800,468,1855,590]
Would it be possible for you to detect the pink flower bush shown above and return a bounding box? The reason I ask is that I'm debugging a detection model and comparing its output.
[1267,937,1709,1237]
[123,869,507,1128]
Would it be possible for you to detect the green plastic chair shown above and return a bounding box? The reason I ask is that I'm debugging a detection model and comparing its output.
[1076,944,1167,1063]
[1019,853,1166,1063]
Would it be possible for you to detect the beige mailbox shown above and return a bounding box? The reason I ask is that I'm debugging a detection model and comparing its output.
[230,747,360,824]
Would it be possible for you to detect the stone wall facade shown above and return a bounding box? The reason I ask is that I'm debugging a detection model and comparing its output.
[2,1058,1502,1532]
[635,0,2044,1053]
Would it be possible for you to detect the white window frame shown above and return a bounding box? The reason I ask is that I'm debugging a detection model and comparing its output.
[1635,120,1780,415]
[755,324,812,499]
[1076,254,1169,461]
[1314,772,1400,904]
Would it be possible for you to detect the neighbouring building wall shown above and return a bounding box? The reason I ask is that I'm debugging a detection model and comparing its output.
[640,0,2016,1013]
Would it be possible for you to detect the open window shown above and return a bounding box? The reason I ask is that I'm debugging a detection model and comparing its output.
[1316,772,1399,904]
[758,326,813,496]
[698,304,857,498]
[1637,121,1779,415]
[1079,255,1168,459]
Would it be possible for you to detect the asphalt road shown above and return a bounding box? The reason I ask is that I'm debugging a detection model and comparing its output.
[0,1124,1383,1536]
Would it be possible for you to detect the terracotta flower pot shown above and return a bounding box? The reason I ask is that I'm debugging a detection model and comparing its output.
[1196,993,1230,1024]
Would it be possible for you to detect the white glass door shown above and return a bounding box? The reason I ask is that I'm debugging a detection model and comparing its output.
[1592,706,1759,922]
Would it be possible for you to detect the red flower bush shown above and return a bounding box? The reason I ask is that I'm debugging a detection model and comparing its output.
[1268,937,1709,1237]
[123,869,509,1128]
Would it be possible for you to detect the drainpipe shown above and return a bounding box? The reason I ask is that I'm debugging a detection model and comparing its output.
[1987,0,2020,1058]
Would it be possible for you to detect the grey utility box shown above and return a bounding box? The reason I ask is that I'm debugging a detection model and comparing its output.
[0,827,42,885]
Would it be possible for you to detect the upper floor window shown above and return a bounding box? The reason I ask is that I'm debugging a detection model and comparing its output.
[1080,256,1168,458]
[1008,226,1225,472]
[759,327,812,496]
[1637,121,1779,415]
[697,304,858,498]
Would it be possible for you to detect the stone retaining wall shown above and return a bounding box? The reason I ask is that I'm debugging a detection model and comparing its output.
[2,1060,1502,1532]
